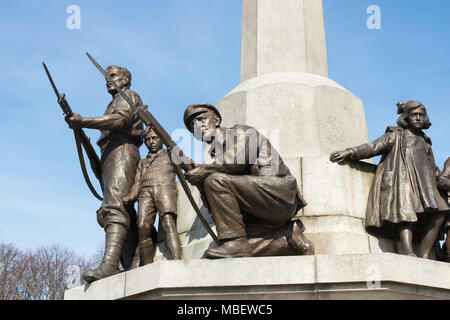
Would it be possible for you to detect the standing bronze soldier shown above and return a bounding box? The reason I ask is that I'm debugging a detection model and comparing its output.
[438,157,450,261]
[124,126,181,264]
[66,65,143,282]
[330,101,450,259]
[182,103,314,259]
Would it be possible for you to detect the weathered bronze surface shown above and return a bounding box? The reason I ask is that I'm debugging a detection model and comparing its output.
[183,103,314,259]
[124,126,181,263]
[49,48,449,289]
[66,65,143,283]
[330,101,450,259]
[438,157,450,262]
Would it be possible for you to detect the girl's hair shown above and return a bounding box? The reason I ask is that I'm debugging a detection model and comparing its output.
[396,100,432,129]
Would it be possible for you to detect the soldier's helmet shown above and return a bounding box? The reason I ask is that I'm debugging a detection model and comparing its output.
[183,103,222,133]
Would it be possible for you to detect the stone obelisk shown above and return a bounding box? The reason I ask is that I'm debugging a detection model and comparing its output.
[215,0,390,255]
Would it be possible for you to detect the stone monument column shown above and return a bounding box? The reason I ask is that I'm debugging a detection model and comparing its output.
[215,0,392,255]
[241,0,329,80]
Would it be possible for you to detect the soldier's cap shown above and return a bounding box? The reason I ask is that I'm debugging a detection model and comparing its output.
[183,103,222,133]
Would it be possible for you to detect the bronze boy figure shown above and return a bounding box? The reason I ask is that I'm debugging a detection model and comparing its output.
[438,157,450,262]
[331,101,450,259]
[183,103,314,259]
[66,65,143,282]
[124,126,181,264]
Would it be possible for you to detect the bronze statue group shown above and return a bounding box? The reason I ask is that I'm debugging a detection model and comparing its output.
[57,62,449,283]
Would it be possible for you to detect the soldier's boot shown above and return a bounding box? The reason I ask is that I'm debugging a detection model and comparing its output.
[166,235,182,260]
[287,220,315,256]
[83,224,127,283]
[139,239,154,265]
[203,237,253,259]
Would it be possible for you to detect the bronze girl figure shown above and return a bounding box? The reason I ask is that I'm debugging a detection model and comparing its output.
[330,100,450,258]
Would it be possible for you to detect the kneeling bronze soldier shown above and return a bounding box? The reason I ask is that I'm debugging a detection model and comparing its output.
[183,103,314,259]
[124,126,181,264]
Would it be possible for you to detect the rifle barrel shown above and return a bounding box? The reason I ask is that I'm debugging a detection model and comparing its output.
[43,61,103,200]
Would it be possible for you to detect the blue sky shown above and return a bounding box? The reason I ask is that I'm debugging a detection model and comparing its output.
[0,0,449,258]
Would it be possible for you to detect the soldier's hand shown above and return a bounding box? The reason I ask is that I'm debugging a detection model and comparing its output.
[185,167,208,186]
[65,113,83,129]
[330,150,352,163]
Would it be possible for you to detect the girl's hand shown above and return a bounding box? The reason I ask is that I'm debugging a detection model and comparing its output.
[330,150,352,163]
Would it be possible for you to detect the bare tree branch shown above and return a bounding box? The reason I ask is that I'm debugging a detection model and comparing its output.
[0,242,98,300]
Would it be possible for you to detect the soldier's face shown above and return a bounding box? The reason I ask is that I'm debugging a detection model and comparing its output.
[191,111,219,142]
[145,132,162,153]
[105,67,127,94]
[406,106,427,131]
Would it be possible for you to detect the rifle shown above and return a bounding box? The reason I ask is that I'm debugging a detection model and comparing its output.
[43,62,103,201]
[86,52,219,245]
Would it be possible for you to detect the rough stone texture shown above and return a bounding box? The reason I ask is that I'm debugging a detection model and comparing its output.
[169,183,211,236]
[300,156,375,219]
[64,254,450,300]
[64,271,126,300]
[215,72,370,158]
[241,0,328,81]
[298,156,393,255]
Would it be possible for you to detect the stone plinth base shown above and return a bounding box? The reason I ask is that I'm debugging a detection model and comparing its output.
[64,254,450,300]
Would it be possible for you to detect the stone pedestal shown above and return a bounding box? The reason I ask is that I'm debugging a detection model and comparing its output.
[216,72,370,158]
[64,254,450,300]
